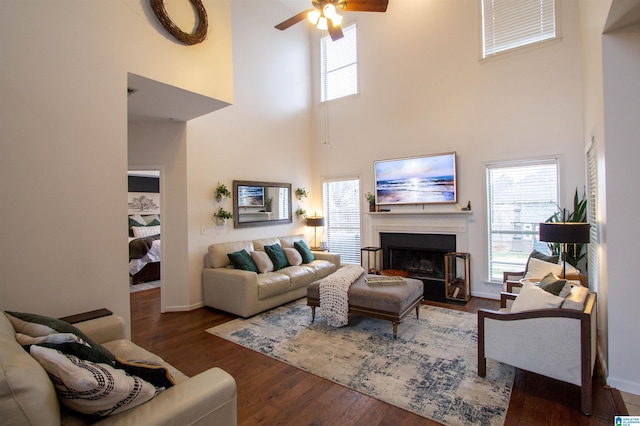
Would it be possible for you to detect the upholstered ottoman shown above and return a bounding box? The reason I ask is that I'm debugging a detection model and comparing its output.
[306,273,424,338]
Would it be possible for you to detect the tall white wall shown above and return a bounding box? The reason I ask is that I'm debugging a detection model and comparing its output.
[602,23,640,394]
[0,0,232,327]
[311,0,587,299]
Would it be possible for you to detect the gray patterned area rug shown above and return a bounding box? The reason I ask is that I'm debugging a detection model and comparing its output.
[206,298,514,426]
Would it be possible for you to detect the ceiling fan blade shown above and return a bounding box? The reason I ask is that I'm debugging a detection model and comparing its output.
[275,9,313,30]
[328,20,344,41]
[341,0,389,13]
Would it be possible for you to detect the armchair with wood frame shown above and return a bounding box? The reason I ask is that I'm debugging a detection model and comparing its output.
[477,287,597,415]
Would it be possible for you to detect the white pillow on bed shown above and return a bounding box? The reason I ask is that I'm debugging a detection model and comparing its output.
[132,225,161,238]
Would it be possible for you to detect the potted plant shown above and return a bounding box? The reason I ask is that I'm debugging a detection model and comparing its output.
[215,183,231,202]
[295,187,308,201]
[545,188,588,268]
[295,207,307,218]
[213,207,233,225]
[365,192,376,212]
[264,196,273,212]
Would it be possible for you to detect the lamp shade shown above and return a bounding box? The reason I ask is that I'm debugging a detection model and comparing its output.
[539,222,590,243]
[306,217,325,227]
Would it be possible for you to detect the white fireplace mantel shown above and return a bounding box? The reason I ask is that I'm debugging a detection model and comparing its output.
[368,210,471,253]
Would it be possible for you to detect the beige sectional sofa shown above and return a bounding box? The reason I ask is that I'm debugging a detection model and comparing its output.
[203,234,340,318]
[0,311,237,425]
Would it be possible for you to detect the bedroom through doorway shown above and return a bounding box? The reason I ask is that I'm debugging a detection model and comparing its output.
[128,169,162,295]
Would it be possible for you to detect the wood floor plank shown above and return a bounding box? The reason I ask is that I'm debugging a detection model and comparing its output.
[131,288,620,425]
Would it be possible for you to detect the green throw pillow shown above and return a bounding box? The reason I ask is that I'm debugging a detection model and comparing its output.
[264,244,289,270]
[227,249,258,272]
[294,240,315,264]
[5,311,116,362]
[539,272,568,296]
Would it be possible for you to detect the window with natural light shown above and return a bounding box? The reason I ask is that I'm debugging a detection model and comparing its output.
[481,0,558,59]
[322,177,361,264]
[486,159,559,281]
[321,23,357,102]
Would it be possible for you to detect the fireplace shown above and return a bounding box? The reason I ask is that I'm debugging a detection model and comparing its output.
[380,232,456,302]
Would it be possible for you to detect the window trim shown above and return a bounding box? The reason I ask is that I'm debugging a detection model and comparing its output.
[484,156,561,283]
[320,22,358,103]
[478,0,562,62]
[322,174,362,265]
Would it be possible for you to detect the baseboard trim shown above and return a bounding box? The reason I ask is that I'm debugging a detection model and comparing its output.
[163,301,205,312]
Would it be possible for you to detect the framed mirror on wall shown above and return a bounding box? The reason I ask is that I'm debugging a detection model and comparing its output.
[233,180,292,228]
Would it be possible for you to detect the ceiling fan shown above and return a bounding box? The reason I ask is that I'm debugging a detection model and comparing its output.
[275,0,389,41]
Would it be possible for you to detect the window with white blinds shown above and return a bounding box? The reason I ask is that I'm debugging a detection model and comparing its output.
[321,23,357,102]
[586,138,598,291]
[481,0,558,58]
[486,159,559,281]
[322,177,361,264]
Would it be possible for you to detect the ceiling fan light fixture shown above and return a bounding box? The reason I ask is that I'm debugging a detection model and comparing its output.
[307,9,321,25]
[329,13,343,26]
[317,16,329,30]
[323,4,337,19]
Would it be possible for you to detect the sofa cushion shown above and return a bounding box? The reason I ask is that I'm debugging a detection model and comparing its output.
[227,249,258,272]
[29,345,161,417]
[5,311,115,362]
[256,273,291,300]
[0,313,60,426]
[264,244,290,271]
[278,265,316,289]
[510,282,564,312]
[252,237,281,251]
[294,240,315,264]
[305,259,336,279]
[279,234,306,248]
[115,358,175,389]
[283,247,303,266]
[251,251,274,273]
[209,240,254,268]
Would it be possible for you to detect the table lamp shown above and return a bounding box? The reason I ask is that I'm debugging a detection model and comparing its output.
[306,216,325,250]
[538,222,590,277]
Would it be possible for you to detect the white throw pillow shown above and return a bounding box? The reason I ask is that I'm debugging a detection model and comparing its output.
[29,345,160,416]
[132,225,161,238]
[523,257,564,280]
[251,251,274,273]
[561,285,589,310]
[510,282,564,312]
[283,248,303,266]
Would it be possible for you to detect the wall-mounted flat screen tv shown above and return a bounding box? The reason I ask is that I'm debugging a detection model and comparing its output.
[237,185,264,207]
[374,152,457,205]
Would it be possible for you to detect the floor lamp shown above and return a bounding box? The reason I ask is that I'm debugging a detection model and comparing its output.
[306,216,325,250]
[538,222,590,277]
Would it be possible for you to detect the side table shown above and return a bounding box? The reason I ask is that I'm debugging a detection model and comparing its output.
[361,246,382,274]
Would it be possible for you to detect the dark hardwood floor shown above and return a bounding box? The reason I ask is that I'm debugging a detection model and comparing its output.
[131,288,623,425]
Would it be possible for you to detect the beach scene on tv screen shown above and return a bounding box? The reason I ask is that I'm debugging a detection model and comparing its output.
[375,154,456,204]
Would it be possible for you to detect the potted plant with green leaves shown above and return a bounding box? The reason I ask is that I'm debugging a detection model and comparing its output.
[264,196,273,212]
[365,192,376,212]
[213,207,233,226]
[215,183,231,202]
[295,187,308,201]
[545,188,588,269]
[295,207,307,218]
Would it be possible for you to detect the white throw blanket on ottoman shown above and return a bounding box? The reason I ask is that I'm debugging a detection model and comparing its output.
[319,265,365,327]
